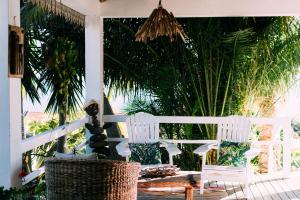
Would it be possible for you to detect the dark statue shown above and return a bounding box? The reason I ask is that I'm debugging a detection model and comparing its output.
[84,99,112,158]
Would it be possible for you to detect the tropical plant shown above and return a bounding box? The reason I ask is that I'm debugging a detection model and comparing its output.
[104,17,300,169]
[24,118,85,172]
[21,1,85,152]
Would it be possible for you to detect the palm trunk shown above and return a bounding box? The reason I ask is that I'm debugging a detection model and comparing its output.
[103,94,124,160]
[56,111,66,153]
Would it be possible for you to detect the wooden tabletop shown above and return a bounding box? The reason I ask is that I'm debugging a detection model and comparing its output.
[138,171,201,188]
[138,171,201,200]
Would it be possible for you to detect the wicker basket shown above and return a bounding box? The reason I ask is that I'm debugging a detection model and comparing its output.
[45,158,141,200]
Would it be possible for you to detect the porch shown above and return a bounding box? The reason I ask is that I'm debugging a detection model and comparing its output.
[2,0,300,199]
[138,172,300,200]
[19,115,297,199]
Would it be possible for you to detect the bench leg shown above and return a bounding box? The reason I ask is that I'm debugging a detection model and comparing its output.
[185,187,193,200]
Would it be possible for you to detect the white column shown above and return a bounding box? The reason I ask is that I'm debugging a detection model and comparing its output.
[0,0,22,188]
[9,0,22,188]
[85,15,104,152]
[0,0,11,189]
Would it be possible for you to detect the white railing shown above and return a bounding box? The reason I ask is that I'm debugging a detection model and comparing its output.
[21,117,87,185]
[21,118,88,153]
[20,115,293,185]
[104,115,293,177]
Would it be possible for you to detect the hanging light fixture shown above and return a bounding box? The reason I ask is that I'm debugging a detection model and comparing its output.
[135,0,188,43]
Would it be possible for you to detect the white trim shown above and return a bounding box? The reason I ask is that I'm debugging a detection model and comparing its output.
[103,115,288,125]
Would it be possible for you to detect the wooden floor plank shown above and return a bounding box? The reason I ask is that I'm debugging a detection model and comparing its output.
[268,179,290,200]
[283,174,300,198]
[255,180,272,200]
[277,179,297,199]
[263,180,281,200]
[223,181,238,199]
[243,183,256,200]
[231,183,245,199]
[247,183,264,200]
[256,175,281,200]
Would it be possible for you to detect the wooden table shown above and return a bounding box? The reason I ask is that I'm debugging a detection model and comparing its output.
[138,171,201,200]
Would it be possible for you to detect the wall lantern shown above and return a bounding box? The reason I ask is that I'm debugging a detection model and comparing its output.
[8,25,24,78]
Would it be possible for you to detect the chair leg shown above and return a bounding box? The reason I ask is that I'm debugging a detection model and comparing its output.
[169,154,173,165]
[200,180,204,195]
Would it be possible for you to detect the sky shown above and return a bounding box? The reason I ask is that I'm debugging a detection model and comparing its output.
[23,91,127,114]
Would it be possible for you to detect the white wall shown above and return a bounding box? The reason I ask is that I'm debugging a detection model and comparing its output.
[99,0,300,17]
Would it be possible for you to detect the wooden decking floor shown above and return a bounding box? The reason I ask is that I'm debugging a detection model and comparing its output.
[137,172,300,200]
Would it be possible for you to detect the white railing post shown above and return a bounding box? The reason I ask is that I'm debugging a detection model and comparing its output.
[282,118,292,177]
[0,0,22,188]
[85,15,103,153]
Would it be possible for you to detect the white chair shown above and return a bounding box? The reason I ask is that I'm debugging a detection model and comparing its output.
[116,112,181,166]
[194,116,260,197]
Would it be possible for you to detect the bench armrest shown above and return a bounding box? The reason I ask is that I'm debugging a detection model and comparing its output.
[161,141,181,156]
[193,143,217,155]
[116,141,131,157]
[165,143,182,156]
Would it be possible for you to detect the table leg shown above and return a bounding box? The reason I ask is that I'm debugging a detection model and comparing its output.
[185,187,193,200]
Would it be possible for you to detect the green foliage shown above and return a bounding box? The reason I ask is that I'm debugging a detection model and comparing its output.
[21,1,85,115]
[104,17,300,169]
[0,179,46,200]
[24,118,85,172]
[21,1,85,152]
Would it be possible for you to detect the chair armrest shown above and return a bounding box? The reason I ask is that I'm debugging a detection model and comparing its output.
[161,142,181,156]
[116,141,131,157]
[193,143,217,155]
[245,148,261,160]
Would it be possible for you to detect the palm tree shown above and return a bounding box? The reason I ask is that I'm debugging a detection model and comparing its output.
[21,2,85,152]
[104,17,300,169]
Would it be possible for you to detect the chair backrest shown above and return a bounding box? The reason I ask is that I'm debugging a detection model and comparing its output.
[126,112,159,143]
[217,116,251,143]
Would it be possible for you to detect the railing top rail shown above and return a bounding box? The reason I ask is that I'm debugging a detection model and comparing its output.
[21,117,87,153]
[103,115,290,125]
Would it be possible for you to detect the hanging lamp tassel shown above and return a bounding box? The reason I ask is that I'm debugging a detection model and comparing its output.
[135,0,188,43]
[29,0,85,26]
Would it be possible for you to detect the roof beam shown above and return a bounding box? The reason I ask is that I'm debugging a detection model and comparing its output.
[60,0,100,16]
[99,0,300,18]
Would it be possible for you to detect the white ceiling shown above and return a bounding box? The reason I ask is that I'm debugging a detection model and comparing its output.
[61,0,300,18]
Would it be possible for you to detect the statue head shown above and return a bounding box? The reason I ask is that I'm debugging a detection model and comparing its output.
[83,99,99,116]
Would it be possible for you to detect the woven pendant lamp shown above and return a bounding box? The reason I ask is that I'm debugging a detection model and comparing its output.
[135,0,188,43]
